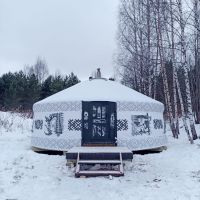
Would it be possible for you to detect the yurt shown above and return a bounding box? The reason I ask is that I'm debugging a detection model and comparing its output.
[32,71,167,152]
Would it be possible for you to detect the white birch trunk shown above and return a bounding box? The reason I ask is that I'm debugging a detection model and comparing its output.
[193,0,200,124]
[170,0,180,136]
[147,0,152,97]
[175,70,193,143]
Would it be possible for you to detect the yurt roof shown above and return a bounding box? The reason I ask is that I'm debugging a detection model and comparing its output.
[35,79,162,105]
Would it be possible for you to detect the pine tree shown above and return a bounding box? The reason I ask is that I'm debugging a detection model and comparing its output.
[64,72,80,88]
[40,75,53,100]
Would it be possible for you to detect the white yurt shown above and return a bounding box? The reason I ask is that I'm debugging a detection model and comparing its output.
[32,72,167,152]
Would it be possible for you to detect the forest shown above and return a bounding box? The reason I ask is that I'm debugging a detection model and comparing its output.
[116,0,200,143]
[0,57,80,112]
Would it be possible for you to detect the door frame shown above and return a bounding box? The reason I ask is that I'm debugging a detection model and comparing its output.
[81,101,117,146]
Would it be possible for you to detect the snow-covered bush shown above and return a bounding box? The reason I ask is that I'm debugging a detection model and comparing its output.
[0,111,32,134]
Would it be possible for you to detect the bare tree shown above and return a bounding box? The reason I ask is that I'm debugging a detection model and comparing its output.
[156,0,178,138]
[177,0,198,140]
[193,0,200,124]
[33,57,49,83]
[24,57,49,83]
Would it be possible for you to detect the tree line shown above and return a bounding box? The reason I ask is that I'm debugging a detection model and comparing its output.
[117,0,200,143]
[0,58,80,111]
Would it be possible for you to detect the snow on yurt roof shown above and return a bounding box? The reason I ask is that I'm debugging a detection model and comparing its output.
[35,78,162,105]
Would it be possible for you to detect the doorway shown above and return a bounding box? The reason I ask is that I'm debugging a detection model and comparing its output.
[82,101,117,146]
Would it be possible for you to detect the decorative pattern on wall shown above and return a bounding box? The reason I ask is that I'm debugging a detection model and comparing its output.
[153,119,163,129]
[33,101,82,112]
[67,118,129,132]
[117,101,164,112]
[68,119,82,131]
[117,119,128,131]
[34,120,43,129]
[131,114,151,136]
[45,113,64,136]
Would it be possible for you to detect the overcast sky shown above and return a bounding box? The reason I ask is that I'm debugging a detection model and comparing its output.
[0,0,119,80]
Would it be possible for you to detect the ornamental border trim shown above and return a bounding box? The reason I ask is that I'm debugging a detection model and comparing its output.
[33,101,164,113]
[33,101,82,112]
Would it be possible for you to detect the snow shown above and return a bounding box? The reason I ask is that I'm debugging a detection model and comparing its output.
[34,79,163,105]
[1,112,200,200]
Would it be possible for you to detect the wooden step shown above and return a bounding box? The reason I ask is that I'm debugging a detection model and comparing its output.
[78,160,121,164]
[69,148,131,177]
[76,170,124,177]
[66,147,133,160]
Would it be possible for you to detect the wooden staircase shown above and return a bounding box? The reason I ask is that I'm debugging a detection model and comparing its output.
[66,147,133,177]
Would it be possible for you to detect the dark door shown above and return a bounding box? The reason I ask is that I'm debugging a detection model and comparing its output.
[82,101,117,146]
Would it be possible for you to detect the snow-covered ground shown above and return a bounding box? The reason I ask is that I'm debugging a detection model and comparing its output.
[0,112,200,200]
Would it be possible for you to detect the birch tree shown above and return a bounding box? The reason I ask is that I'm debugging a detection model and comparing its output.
[156,0,178,138]
[193,0,200,124]
[169,0,180,136]
[177,0,198,140]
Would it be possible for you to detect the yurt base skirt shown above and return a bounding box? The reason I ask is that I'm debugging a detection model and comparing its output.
[31,134,167,152]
